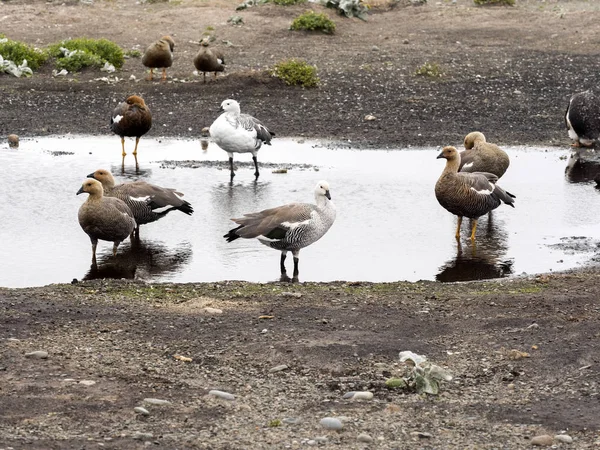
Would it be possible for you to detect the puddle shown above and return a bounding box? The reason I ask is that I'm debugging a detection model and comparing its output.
[2,136,600,288]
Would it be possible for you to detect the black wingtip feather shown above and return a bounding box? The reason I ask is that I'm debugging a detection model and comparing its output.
[224,225,244,243]
[178,200,194,216]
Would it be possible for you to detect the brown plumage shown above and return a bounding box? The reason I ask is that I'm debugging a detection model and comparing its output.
[459,131,510,178]
[435,146,515,241]
[110,95,152,171]
[77,178,136,264]
[193,41,225,83]
[87,169,193,236]
[142,35,175,81]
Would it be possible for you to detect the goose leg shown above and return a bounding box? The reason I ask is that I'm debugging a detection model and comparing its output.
[161,68,167,82]
[147,68,154,81]
[133,137,140,171]
[113,242,120,256]
[292,250,300,282]
[455,216,463,240]
[280,251,287,275]
[470,219,478,241]
[120,137,127,171]
[252,155,260,179]
[228,154,235,180]
[203,72,206,84]
[91,240,98,264]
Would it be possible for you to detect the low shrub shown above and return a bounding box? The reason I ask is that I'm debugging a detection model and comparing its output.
[290,10,335,34]
[0,36,48,70]
[271,58,319,87]
[48,38,124,71]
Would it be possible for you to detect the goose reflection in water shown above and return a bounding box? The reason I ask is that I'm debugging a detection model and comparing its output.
[564,148,600,184]
[83,239,192,282]
[436,214,514,282]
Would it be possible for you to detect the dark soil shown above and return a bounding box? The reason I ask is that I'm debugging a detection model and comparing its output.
[1,0,600,448]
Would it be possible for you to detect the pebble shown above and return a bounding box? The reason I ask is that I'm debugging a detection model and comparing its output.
[320,417,343,430]
[357,433,373,443]
[132,432,153,441]
[281,292,302,298]
[204,307,223,314]
[554,434,572,444]
[531,435,554,446]
[143,398,171,405]
[410,431,432,439]
[343,391,373,400]
[79,380,96,386]
[314,436,328,444]
[25,351,48,359]
[364,114,376,121]
[134,407,150,416]
[269,364,289,372]
[208,390,235,401]
[283,417,301,425]
[6,337,20,342]
[306,440,317,446]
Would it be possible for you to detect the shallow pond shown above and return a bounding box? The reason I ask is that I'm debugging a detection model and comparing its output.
[2,136,599,288]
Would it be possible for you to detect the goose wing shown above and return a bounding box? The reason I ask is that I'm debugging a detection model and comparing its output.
[231,203,314,239]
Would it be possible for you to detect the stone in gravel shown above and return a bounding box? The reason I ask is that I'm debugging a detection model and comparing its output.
[208,390,235,401]
[314,436,328,443]
[554,434,573,444]
[281,292,302,298]
[306,440,317,446]
[79,380,96,386]
[143,398,171,405]
[132,432,153,440]
[531,435,554,446]
[358,433,373,443]
[283,417,301,425]
[410,431,432,439]
[134,407,150,416]
[204,307,223,314]
[269,364,288,372]
[320,417,343,430]
[343,391,373,400]
[25,351,48,359]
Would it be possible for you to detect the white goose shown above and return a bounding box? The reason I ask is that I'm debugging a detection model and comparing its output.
[209,99,274,180]
[224,181,336,281]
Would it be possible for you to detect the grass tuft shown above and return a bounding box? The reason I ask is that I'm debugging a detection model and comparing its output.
[290,10,335,34]
[271,58,319,87]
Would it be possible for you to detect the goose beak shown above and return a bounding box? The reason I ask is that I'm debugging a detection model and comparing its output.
[325,190,331,200]
[436,151,445,159]
[76,186,84,195]
[86,172,95,179]
[219,106,224,113]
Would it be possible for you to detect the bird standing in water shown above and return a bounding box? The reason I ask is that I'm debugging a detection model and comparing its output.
[110,95,152,172]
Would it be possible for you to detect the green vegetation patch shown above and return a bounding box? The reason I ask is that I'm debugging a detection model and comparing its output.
[415,62,443,77]
[0,36,48,70]
[271,58,319,87]
[290,10,336,34]
[474,0,514,5]
[48,38,125,72]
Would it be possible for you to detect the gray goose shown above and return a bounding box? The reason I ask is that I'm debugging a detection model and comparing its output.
[110,95,152,171]
[142,35,175,81]
[459,132,510,178]
[87,169,193,236]
[209,99,275,180]
[565,89,600,148]
[224,181,336,281]
[193,41,225,83]
[435,146,515,241]
[77,178,136,263]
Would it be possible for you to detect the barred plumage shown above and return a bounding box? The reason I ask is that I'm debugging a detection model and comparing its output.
[459,131,510,178]
[209,99,275,180]
[87,169,193,236]
[224,181,336,281]
[436,146,515,241]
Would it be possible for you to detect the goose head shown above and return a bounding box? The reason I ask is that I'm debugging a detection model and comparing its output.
[437,146,460,162]
[315,180,331,200]
[219,99,241,114]
[87,169,116,189]
[77,178,104,197]
[464,131,486,150]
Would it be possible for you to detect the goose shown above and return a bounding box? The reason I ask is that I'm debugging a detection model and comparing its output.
[565,89,600,148]
[142,35,175,81]
[209,99,275,180]
[77,178,136,263]
[459,131,510,178]
[8,134,19,148]
[224,180,336,281]
[435,146,515,241]
[193,41,225,83]
[110,95,152,171]
[87,169,193,236]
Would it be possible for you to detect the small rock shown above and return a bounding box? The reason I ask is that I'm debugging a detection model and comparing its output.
[320,417,343,430]
[357,433,373,443]
[143,398,171,406]
[204,307,223,314]
[364,114,376,121]
[403,39,409,44]
[343,391,373,400]
[132,432,153,441]
[272,169,288,174]
[281,292,302,298]
[306,440,317,446]
[554,434,572,444]
[6,338,20,342]
[283,417,301,425]
[261,328,268,334]
[8,134,19,148]
[531,435,554,446]
[371,45,379,51]
[410,431,432,439]
[79,380,96,386]
[134,407,150,416]
[314,436,328,444]
[269,364,289,372]
[25,351,48,359]
[208,390,235,401]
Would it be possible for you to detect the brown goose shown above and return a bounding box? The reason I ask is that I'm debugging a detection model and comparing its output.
[87,169,193,236]
[435,146,515,241]
[193,41,225,83]
[110,95,152,171]
[142,35,175,81]
[459,132,510,178]
[565,89,600,148]
[77,178,136,263]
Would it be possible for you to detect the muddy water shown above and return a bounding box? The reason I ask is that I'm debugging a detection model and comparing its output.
[1,136,599,288]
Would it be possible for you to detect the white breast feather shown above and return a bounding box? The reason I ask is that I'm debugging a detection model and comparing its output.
[113,114,123,123]
[462,162,474,170]
[470,184,494,195]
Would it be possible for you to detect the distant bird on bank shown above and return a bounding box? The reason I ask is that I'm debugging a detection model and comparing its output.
[7,134,19,148]
[77,178,136,264]
[224,181,336,281]
[565,89,600,148]
[435,146,515,241]
[209,99,275,181]
[87,169,193,237]
[142,35,175,81]
[110,95,152,171]
[193,41,225,83]
[459,131,510,179]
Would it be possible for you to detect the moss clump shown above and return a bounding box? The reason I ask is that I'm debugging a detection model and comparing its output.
[0,36,48,70]
[271,59,319,87]
[124,49,142,58]
[273,0,306,5]
[415,62,443,77]
[48,38,124,72]
[473,0,514,5]
[290,11,335,34]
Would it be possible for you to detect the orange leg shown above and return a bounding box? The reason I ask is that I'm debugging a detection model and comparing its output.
[161,68,167,82]
[120,137,127,170]
[132,137,141,169]
[470,219,478,241]
[146,68,154,81]
[455,216,462,240]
